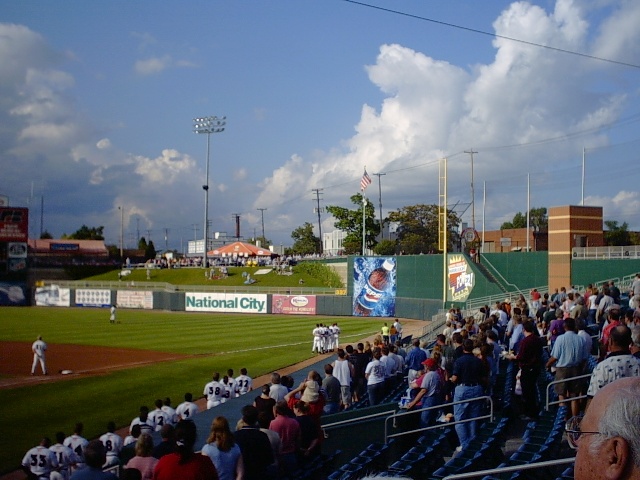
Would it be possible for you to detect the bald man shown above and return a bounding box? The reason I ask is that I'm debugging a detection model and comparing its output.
[572,377,640,480]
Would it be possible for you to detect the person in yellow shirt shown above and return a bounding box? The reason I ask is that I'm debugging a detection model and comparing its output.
[381,323,390,345]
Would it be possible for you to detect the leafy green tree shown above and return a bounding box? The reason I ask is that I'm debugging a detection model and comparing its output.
[374,239,397,256]
[62,225,105,240]
[40,230,53,239]
[500,207,547,231]
[326,193,379,254]
[138,237,148,250]
[604,220,631,246]
[290,222,321,255]
[500,212,526,230]
[145,240,157,260]
[388,204,460,254]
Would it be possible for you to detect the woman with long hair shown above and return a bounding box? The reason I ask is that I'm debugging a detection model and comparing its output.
[125,433,158,479]
[153,420,219,480]
[201,417,244,480]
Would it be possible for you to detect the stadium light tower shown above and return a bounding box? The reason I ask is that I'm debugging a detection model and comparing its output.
[193,115,226,268]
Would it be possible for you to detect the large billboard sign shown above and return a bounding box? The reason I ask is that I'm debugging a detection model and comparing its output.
[272,295,317,315]
[185,292,267,313]
[352,257,397,317]
[35,285,71,307]
[117,290,153,309]
[447,254,475,303]
[0,208,29,242]
[76,289,112,307]
[0,282,27,306]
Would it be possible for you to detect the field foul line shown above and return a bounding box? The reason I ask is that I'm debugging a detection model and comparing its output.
[214,330,379,355]
[0,332,380,386]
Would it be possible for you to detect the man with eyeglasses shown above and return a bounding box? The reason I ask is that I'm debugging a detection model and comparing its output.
[569,377,640,480]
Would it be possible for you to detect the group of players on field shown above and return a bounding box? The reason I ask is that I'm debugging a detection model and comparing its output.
[311,323,340,354]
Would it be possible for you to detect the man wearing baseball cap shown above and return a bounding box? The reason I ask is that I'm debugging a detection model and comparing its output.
[405,357,444,428]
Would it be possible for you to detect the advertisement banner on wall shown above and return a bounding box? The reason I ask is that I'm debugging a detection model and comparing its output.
[0,282,27,306]
[117,290,153,309]
[352,257,397,317]
[76,289,111,307]
[35,285,71,307]
[0,207,29,242]
[272,295,317,315]
[447,254,475,303]
[185,292,268,313]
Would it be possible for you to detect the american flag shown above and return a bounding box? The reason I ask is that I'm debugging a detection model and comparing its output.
[360,170,372,191]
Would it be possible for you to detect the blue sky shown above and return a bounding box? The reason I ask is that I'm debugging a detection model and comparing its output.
[1,0,640,251]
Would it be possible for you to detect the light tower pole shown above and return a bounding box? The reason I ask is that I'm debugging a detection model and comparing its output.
[193,116,226,268]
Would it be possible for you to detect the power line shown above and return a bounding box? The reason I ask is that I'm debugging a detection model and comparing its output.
[340,0,640,69]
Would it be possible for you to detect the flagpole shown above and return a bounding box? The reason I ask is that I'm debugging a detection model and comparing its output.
[360,167,371,255]
[362,194,366,255]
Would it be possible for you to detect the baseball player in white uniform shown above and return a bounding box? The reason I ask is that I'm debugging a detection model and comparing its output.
[333,323,341,350]
[109,305,117,324]
[161,398,178,425]
[235,368,253,396]
[31,335,47,375]
[326,324,335,351]
[176,393,199,420]
[64,423,89,471]
[203,372,225,409]
[130,406,155,435]
[22,437,58,480]
[225,369,238,399]
[148,399,171,430]
[99,421,123,468]
[50,431,80,480]
[312,324,322,353]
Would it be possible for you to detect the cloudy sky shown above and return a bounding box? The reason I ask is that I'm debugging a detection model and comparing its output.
[1,0,640,251]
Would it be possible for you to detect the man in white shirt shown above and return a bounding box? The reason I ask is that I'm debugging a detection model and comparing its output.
[235,368,253,396]
[203,372,225,409]
[175,392,199,420]
[31,335,47,375]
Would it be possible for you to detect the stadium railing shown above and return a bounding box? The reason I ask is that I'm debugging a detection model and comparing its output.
[544,372,592,411]
[383,395,494,444]
[441,457,575,480]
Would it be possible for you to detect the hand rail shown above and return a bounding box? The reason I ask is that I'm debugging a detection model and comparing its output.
[545,372,593,411]
[443,457,575,480]
[321,409,397,432]
[478,254,525,296]
[384,395,494,443]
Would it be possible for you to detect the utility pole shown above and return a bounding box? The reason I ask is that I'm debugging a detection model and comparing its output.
[312,188,323,254]
[136,217,140,243]
[164,228,169,251]
[465,149,478,230]
[119,206,124,260]
[257,208,267,240]
[372,172,386,240]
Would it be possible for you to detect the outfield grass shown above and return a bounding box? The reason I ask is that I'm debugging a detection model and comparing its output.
[0,307,376,474]
[84,264,339,288]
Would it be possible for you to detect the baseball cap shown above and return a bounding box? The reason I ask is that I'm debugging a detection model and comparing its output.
[422,358,437,369]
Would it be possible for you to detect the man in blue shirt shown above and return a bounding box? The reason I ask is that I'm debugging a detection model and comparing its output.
[451,339,487,450]
[546,317,587,418]
[405,339,427,385]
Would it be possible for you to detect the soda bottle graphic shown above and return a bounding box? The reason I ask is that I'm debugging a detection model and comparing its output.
[355,259,395,316]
